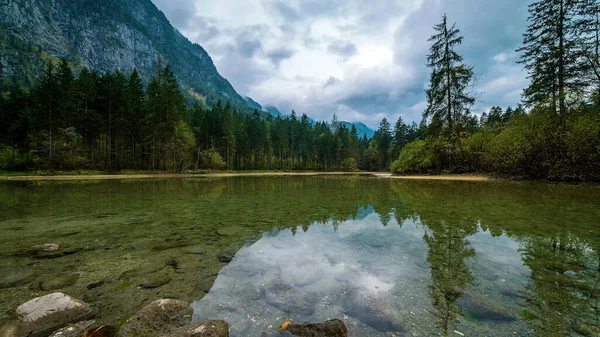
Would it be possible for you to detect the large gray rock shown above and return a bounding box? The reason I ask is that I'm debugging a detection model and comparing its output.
[288,319,348,337]
[261,282,318,316]
[342,289,406,332]
[116,299,192,337]
[165,320,229,337]
[16,292,94,337]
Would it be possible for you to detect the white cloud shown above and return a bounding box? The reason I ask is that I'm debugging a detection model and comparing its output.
[152,0,534,128]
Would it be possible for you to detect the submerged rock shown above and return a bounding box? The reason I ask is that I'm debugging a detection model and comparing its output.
[287,319,348,337]
[0,320,21,337]
[139,273,172,289]
[216,227,240,236]
[116,299,192,337]
[0,270,39,289]
[196,276,217,293]
[342,289,406,332]
[456,292,516,321]
[182,245,207,255]
[262,282,318,316]
[217,251,234,263]
[165,320,229,337]
[39,273,80,291]
[49,320,95,337]
[87,280,105,290]
[84,325,117,337]
[12,243,82,259]
[16,292,94,337]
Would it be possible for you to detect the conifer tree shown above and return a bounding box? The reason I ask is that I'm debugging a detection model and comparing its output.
[424,14,475,138]
[518,0,587,115]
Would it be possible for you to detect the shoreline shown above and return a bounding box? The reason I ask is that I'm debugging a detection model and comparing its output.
[0,171,493,182]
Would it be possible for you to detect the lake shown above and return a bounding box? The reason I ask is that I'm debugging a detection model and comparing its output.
[0,176,599,336]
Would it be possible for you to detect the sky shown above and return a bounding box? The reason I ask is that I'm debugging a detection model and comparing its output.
[151,0,532,128]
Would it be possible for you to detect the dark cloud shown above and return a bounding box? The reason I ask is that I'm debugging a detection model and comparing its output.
[266,48,295,66]
[269,1,301,22]
[327,40,358,58]
[324,76,340,87]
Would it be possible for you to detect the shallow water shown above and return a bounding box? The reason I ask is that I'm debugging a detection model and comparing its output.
[0,176,599,336]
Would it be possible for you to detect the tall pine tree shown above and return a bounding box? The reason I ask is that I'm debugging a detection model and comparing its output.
[425,14,475,138]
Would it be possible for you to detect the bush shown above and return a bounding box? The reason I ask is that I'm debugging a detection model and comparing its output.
[390,140,433,174]
[340,157,358,172]
[198,148,226,170]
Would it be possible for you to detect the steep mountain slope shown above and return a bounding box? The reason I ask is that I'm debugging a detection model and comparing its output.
[0,0,245,108]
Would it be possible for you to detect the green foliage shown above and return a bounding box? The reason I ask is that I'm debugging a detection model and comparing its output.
[390,140,434,174]
[340,157,358,172]
[198,148,226,170]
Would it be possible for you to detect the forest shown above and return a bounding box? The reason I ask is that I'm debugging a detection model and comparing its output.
[1,0,599,179]
[391,1,600,180]
[0,58,417,172]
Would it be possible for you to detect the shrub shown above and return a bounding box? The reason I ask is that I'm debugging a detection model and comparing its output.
[340,157,358,172]
[198,148,226,170]
[390,140,433,174]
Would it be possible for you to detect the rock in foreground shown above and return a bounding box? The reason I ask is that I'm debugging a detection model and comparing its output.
[288,319,348,337]
[262,282,318,316]
[343,289,406,332]
[165,320,229,337]
[16,292,93,337]
[116,299,192,337]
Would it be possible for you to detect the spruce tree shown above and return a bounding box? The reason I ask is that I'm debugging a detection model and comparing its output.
[517,0,587,115]
[424,14,475,138]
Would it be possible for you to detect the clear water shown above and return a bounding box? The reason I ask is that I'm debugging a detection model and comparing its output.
[0,176,599,336]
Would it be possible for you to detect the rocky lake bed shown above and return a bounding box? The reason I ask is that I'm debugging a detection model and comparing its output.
[1,177,599,336]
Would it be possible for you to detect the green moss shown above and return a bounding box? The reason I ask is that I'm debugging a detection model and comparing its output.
[115,281,133,290]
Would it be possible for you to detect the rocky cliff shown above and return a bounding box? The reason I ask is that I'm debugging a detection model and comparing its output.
[0,0,245,108]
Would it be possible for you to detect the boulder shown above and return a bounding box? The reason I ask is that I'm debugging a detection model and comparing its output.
[16,292,94,337]
[261,282,318,316]
[287,319,348,337]
[116,299,192,337]
[342,289,405,332]
[165,320,229,337]
[456,292,516,321]
[49,320,95,337]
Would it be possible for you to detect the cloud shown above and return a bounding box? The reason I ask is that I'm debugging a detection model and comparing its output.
[327,40,358,58]
[266,48,295,66]
[151,0,535,128]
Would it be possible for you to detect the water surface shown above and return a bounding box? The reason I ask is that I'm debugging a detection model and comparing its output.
[0,177,598,336]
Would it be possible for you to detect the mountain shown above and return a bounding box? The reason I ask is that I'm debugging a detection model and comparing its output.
[340,122,375,139]
[263,105,375,138]
[264,106,283,117]
[0,0,250,111]
[245,96,265,112]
